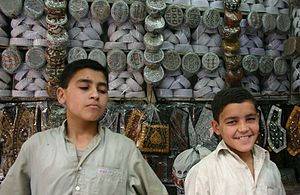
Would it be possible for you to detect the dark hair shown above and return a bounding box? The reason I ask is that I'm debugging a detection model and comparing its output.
[211,87,258,122]
[59,59,108,89]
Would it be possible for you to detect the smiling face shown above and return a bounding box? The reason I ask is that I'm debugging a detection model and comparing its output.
[211,100,259,158]
[57,68,108,123]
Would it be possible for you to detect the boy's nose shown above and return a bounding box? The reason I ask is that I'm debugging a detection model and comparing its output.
[238,121,249,132]
[90,89,100,100]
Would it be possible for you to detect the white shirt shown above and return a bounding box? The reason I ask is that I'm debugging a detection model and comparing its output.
[184,140,286,195]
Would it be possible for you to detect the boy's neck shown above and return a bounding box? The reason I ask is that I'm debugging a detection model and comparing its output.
[66,120,99,150]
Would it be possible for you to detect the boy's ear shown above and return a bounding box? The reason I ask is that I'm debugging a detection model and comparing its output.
[56,87,66,104]
[211,120,221,135]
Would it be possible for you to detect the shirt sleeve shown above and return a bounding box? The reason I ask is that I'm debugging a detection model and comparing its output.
[184,163,210,195]
[127,147,169,195]
[0,141,31,195]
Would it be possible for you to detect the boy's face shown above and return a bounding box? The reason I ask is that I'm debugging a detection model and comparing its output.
[57,68,108,123]
[211,100,259,157]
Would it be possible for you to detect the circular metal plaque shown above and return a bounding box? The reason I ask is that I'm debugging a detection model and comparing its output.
[1,47,22,74]
[258,56,273,75]
[143,32,164,51]
[202,52,219,71]
[202,8,220,29]
[273,57,288,76]
[276,14,291,32]
[143,65,164,85]
[67,47,87,64]
[88,48,107,67]
[164,4,184,29]
[144,15,165,33]
[262,13,276,32]
[247,12,262,30]
[146,0,166,17]
[162,50,181,71]
[144,48,164,65]
[242,54,259,73]
[24,0,44,19]
[107,49,126,72]
[26,47,46,69]
[130,1,147,24]
[111,1,129,25]
[91,0,111,24]
[185,7,201,29]
[127,49,144,70]
[182,52,201,75]
[69,0,89,21]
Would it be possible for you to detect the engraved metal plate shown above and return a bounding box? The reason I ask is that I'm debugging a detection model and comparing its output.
[1,47,22,74]
[88,48,107,67]
[262,13,276,32]
[273,57,288,76]
[182,52,201,74]
[127,49,144,70]
[247,12,262,30]
[242,54,259,73]
[143,32,164,51]
[0,0,23,18]
[111,0,129,25]
[162,50,181,71]
[185,7,201,29]
[258,56,273,75]
[67,47,87,64]
[143,65,164,85]
[107,49,127,72]
[68,0,89,21]
[202,8,220,29]
[91,0,111,24]
[146,0,166,17]
[26,47,46,69]
[164,4,184,29]
[202,52,219,71]
[144,49,164,65]
[130,1,147,24]
[144,15,165,33]
[276,14,291,32]
[24,0,44,19]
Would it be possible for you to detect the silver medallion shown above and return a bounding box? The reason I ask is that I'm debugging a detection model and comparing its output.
[182,52,201,75]
[144,15,165,33]
[242,55,259,73]
[127,49,144,70]
[130,1,147,24]
[144,48,164,65]
[164,4,184,29]
[143,65,165,85]
[107,49,127,72]
[91,0,111,24]
[202,8,220,29]
[185,7,201,29]
[162,50,181,71]
[202,52,219,71]
[111,1,129,25]
[143,32,164,51]
[273,57,288,76]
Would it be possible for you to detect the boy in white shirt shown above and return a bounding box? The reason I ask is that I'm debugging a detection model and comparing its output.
[185,87,285,195]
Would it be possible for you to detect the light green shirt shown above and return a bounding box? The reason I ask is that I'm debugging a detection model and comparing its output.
[0,121,168,195]
[185,140,286,195]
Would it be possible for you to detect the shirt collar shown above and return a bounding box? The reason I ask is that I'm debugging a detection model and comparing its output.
[60,120,104,145]
[215,139,269,161]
